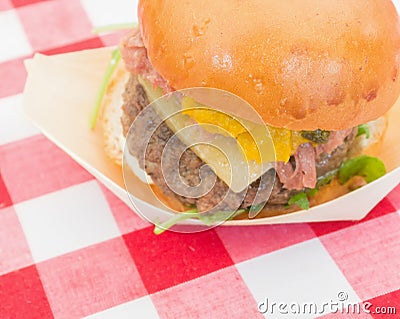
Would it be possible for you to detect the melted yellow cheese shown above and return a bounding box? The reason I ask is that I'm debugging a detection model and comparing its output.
[139,80,275,192]
[138,78,318,192]
[182,97,312,163]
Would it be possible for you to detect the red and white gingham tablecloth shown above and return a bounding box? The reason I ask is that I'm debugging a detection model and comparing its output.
[1,1,400,318]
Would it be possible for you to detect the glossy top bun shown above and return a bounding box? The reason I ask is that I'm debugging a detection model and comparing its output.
[138,0,400,130]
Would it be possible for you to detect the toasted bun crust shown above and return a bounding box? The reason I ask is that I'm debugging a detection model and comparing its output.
[100,64,130,166]
[139,0,400,130]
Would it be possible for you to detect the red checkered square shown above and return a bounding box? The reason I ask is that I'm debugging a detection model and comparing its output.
[0,173,12,208]
[0,135,93,203]
[0,265,53,319]
[10,0,50,8]
[320,213,400,301]
[387,183,400,211]
[17,0,93,51]
[310,197,396,237]
[0,207,33,275]
[0,56,30,98]
[124,228,234,293]
[216,223,316,263]
[367,289,400,319]
[37,237,146,318]
[0,0,12,11]
[152,266,263,319]
[42,37,104,55]
[99,184,150,234]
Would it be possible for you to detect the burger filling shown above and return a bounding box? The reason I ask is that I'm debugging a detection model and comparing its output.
[119,29,359,212]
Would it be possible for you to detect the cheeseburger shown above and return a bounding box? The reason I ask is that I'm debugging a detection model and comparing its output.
[101,0,400,218]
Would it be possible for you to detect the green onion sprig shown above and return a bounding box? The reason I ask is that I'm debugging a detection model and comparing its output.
[89,48,121,129]
[92,23,138,34]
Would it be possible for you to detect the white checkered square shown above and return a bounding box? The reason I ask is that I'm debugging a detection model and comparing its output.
[81,0,138,27]
[393,0,400,13]
[15,181,120,262]
[0,94,40,145]
[0,10,32,63]
[84,296,160,319]
[236,239,360,319]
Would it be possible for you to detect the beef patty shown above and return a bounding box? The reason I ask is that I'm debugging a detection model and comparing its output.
[122,75,356,212]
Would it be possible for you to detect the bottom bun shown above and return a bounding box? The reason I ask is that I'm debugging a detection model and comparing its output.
[100,65,130,166]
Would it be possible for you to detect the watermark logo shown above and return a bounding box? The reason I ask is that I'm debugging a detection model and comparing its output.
[257,291,397,316]
[122,86,276,233]
[337,291,348,302]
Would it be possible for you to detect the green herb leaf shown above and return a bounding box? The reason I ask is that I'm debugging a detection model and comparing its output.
[89,48,121,129]
[338,155,386,184]
[301,129,330,144]
[153,209,199,235]
[316,169,338,188]
[198,209,245,226]
[153,208,247,234]
[288,192,310,210]
[357,124,370,139]
[306,188,318,197]
[92,23,138,34]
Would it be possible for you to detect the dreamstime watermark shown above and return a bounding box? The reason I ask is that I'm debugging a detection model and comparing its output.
[258,292,397,315]
[123,87,276,233]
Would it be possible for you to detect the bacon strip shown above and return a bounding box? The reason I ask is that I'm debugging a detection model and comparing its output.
[275,128,354,190]
[276,143,317,190]
[120,28,173,93]
[315,128,353,157]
